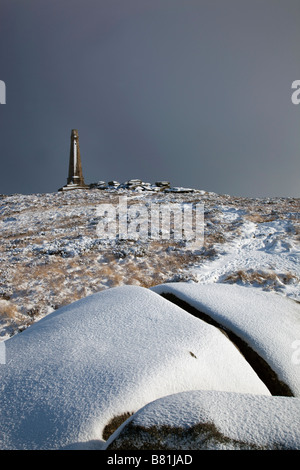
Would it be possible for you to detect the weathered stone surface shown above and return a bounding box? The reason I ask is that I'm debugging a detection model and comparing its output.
[108,181,120,187]
[89,181,107,189]
[155,181,170,188]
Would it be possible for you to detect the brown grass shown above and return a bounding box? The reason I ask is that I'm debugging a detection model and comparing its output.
[0,299,19,320]
[245,213,278,224]
[223,269,299,287]
[102,412,134,441]
[224,269,277,285]
[2,241,203,321]
[107,420,266,450]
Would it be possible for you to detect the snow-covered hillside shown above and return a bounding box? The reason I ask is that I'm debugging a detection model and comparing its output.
[0,186,299,340]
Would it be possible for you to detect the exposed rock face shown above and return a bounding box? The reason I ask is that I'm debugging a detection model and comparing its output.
[107,181,120,188]
[89,181,107,189]
[155,181,170,189]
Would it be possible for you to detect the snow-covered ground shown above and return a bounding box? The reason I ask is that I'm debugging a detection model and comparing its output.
[0,285,270,450]
[0,282,299,450]
[0,185,299,450]
[1,282,300,450]
[189,210,300,300]
[0,186,298,340]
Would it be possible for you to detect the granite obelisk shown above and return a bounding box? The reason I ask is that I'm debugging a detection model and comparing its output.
[59,129,88,191]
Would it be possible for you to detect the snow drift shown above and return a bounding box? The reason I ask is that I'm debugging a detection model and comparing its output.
[0,285,270,450]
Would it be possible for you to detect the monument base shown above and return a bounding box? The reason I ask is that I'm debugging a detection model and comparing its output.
[58,183,89,191]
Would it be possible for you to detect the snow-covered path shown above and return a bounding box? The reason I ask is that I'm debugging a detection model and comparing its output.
[188,210,300,300]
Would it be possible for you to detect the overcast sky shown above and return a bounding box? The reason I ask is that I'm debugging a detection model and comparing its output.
[0,0,299,197]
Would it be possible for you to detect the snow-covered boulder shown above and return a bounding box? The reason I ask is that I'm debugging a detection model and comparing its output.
[0,285,269,450]
[106,390,300,450]
[152,283,300,396]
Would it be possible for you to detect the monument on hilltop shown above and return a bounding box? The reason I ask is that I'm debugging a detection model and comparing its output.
[59,129,88,191]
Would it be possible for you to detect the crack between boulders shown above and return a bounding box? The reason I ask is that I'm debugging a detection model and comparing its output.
[160,292,294,397]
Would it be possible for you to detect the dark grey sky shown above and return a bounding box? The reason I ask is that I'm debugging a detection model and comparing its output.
[0,0,299,197]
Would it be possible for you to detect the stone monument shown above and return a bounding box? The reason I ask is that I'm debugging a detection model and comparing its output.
[59,129,88,191]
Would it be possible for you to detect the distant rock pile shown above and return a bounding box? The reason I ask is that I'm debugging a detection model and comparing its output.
[89,179,196,193]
